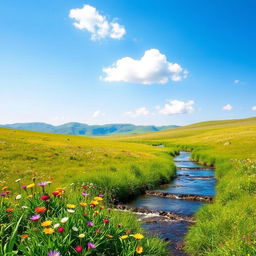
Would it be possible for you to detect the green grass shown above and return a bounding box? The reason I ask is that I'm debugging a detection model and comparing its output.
[113,117,256,255]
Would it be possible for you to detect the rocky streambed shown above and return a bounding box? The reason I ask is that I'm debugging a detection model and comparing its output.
[125,151,216,256]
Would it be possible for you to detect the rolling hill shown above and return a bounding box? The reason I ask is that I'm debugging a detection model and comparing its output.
[0,122,179,136]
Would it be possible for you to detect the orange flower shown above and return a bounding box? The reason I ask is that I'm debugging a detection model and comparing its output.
[43,228,54,235]
[21,234,29,239]
[35,207,47,213]
[2,186,8,190]
[5,190,12,195]
[136,246,143,254]
[41,220,52,227]
[106,234,113,238]
[6,208,14,212]
[79,202,88,207]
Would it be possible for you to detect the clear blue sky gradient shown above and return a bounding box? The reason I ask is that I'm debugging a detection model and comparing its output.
[0,0,255,125]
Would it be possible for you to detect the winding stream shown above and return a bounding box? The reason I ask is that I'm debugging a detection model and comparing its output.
[126,151,216,255]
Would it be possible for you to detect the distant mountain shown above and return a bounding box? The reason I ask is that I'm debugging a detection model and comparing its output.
[0,122,179,136]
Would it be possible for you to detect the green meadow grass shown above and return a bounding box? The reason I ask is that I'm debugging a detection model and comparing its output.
[113,117,256,255]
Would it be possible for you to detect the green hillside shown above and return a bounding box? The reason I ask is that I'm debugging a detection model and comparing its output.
[0,122,179,136]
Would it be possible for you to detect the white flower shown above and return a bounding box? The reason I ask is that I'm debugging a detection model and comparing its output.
[54,223,60,229]
[22,206,29,209]
[60,217,69,223]
[72,227,78,232]
[15,179,21,183]
[78,233,85,238]
[15,195,22,200]
[67,209,75,213]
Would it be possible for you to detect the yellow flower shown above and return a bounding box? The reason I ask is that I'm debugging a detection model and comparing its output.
[27,183,35,189]
[94,196,103,201]
[99,205,105,209]
[79,202,88,207]
[67,204,76,209]
[121,235,128,240]
[43,228,54,235]
[136,246,143,254]
[41,220,52,227]
[106,234,113,238]
[90,200,99,206]
[94,210,99,215]
[27,194,33,199]
[133,233,144,240]
[2,186,8,190]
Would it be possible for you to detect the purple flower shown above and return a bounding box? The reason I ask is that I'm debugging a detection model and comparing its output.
[82,192,89,197]
[87,242,96,249]
[38,181,48,186]
[0,192,6,197]
[87,221,94,227]
[30,214,41,221]
[98,194,104,197]
[22,185,27,190]
[48,251,61,256]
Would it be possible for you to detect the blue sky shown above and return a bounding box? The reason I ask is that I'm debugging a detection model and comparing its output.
[0,0,255,125]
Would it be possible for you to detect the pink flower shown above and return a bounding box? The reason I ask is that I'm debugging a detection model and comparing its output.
[87,221,94,227]
[57,227,65,233]
[30,214,41,221]
[75,245,83,253]
[41,194,50,201]
[87,242,96,249]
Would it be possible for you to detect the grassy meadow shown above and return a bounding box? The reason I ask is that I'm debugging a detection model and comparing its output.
[113,117,256,256]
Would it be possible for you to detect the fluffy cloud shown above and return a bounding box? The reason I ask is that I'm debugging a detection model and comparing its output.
[92,110,105,118]
[125,107,151,117]
[223,104,233,111]
[157,100,195,115]
[69,5,126,40]
[234,80,240,84]
[102,49,188,84]
[252,106,256,111]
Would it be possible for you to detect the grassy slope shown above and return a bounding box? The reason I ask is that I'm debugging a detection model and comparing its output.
[0,127,176,202]
[113,117,256,256]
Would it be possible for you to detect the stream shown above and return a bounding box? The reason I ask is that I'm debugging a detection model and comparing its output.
[126,151,216,255]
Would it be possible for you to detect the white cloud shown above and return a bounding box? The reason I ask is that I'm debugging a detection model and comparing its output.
[223,104,233,111]
[252,106,256,111]
[69,5,126,40]
[92,110,105,118]
[125,107,151,117]
[234,80,240,84]
[102,49,188,84]
[157,100,195,115]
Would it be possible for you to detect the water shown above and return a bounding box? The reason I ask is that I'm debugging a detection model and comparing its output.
[127,151,216,256]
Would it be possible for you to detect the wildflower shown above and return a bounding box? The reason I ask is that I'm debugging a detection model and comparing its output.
[82,185,87,189]
[52,191,59,196]
[6,208,14,212]
[121,235,128,240]
[94,196,103,201]
[107,234,113,238]
[136,246,143,254]
[82,192,89,196]
[27,194,33,199]
[22,206,29,209]
[57,227,65,233]
[43,228,54,235]
[15,195,22,200]
[2,186,8,190]
[5,190,12,195]
[52,224,59,229]
[103,218,109,224]
[22,185,27,190]
[75,245,83,253]
[79,202,87,207]
[99,206,105,209]
[41,220,52,227]
[0,192,6,197]
[30,215,41,221]
[78,233,85,238]
[27,183,35,189]
[48,250,61,256]
[15,179,21,183]
[60,217,69,223]
[67,209,75,213]
[35,207,47,213]
[21,234,29,239]
[90,200,99,206]
[87,242,96,249]
[95,229,101,233]
[41,194,50,201]
[72,227,79,232]
[82,213,87,217]
[133,233,144,240]
[38,181,49,186]
[67,204,76,209]
[87,221,94,227]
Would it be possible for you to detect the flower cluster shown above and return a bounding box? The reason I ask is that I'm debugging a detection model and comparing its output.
[0,181,146,255]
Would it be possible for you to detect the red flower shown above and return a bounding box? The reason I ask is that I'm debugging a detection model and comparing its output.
[103,218,109,224]
[41,194,50,201]
[35,207,47,213]
[6,208,14,212]
[82,185,87,190]
[57,227,65,233]
[75,245,83,253]
[82,213,87,217]
[52,191,59,196]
